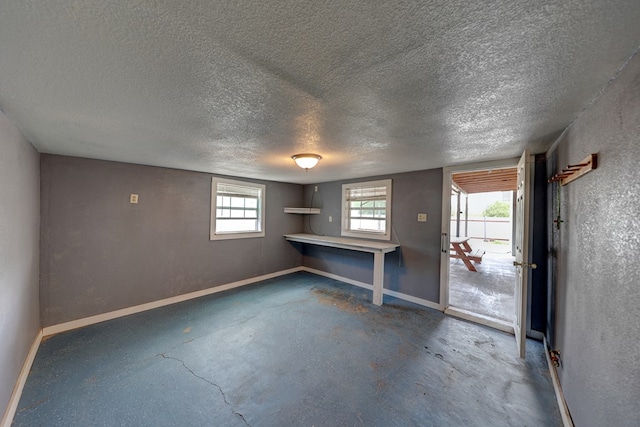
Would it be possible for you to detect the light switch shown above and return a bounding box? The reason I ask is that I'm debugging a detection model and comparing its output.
[417,213,427,222]
[130,194,139,204]
[329,215,333,223]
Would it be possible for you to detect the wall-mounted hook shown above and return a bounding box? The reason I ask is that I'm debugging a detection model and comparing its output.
[548,154,597,186]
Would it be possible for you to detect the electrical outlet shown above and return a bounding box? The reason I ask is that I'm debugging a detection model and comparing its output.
[417,213,427,222]
[314,186,318,192]
[130,194,139,204]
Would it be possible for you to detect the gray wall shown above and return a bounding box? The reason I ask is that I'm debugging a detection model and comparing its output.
[0,113,40,417]
[300,169,443,303]
[40,155,304,326]
[547,51,640,425]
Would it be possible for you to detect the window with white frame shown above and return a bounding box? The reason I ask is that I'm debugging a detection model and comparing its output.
[341,179,392,240]
[210,178,265,240]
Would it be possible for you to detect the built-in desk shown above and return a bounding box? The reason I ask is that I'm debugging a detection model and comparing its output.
[283,233,400,306]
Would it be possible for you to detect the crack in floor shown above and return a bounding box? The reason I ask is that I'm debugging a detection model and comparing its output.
[159,353,250,427]
[17,398,50,413]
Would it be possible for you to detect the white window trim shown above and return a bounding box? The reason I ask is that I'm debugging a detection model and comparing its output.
[210,177,266,240]
[341,179,392,241]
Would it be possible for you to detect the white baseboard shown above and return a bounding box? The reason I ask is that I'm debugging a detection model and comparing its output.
[300,267,441,311]
[1,330,43,427]
[543,336,574,427]
[41,266,442,337]
[301,267,373,290]
[43,267,303,336]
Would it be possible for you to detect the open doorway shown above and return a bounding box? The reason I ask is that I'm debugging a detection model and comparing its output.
[449,182,516,323]
[441,163,519,332]
[441,154,533,356]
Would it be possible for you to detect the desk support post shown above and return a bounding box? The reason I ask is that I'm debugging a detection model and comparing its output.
[372,252,384,306]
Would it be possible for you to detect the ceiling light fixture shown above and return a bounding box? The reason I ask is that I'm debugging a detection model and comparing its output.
[292,153,322,171]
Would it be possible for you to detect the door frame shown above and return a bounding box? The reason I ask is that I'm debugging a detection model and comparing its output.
[439,157,522,333]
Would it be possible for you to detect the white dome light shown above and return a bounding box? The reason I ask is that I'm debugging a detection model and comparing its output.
[292,153,322,171]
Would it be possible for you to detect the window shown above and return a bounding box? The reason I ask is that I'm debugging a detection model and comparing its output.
[341,179,392,240]
[210,178,265,240]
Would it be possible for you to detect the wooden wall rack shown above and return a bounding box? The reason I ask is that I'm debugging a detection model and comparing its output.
[548,153,597,186]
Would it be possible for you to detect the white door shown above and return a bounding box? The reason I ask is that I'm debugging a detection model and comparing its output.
[514,150,533,358]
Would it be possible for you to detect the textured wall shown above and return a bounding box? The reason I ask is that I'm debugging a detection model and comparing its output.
[40,155,303,326]
[0,113,40,417]
[299,169,443,303]
[548,50,640,425]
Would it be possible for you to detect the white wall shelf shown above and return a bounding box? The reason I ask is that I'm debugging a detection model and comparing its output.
[283,207,321,214]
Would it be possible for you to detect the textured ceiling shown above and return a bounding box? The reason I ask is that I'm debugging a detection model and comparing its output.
[0,1,639,184]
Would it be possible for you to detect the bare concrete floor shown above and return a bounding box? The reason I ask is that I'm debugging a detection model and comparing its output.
[449,239,515,322]
[14,272,561,426]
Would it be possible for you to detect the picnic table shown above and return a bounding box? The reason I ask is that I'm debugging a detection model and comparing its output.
[450,237,485,272]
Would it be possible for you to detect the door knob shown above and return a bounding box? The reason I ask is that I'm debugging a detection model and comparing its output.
[513,261,537,269]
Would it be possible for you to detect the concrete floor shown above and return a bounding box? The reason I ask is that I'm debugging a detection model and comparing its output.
[449,239,515,322]
[14,272,561,426]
